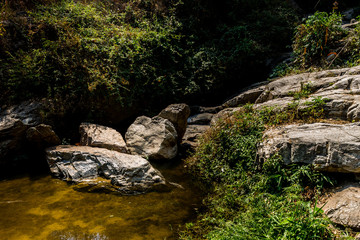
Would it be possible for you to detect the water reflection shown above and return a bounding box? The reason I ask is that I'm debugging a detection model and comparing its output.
[0,161,202,240]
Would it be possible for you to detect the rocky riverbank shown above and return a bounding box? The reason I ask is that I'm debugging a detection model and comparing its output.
[182,65,360,234]
[3,65,360,232]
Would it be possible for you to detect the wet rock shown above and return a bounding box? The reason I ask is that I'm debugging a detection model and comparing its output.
[46,145,166,194]
[257,123,360,173]
[188,113,214,125]
[158,103,190,141]
[26,124,61,149]
[323,185,360,230]
[125,116,178,160]
[79,122,128,153]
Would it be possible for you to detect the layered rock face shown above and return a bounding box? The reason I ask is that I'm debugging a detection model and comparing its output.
[257,123,360,173]
[210,66,360,124]
[125,116,178,160]
[46,145,165,194]
[79,122,128,153]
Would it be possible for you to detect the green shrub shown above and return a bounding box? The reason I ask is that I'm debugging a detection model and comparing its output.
[293,11,346,67]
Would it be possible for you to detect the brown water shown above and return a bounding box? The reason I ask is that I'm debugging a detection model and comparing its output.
[0,162,203,240]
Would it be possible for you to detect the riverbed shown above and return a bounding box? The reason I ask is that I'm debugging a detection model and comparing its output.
[0,161,202,240]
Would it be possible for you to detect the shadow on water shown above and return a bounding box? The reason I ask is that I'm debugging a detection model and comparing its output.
[0,157,204,240]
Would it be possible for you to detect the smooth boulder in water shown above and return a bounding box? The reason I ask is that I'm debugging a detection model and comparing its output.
[46,145,166,194]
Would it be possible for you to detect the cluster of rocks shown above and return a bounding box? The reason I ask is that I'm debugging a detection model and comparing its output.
[4,65,360,226]
[48,103,191,194]
[184,65,360,231]
[0,101,61,170]
[0,102,191,195]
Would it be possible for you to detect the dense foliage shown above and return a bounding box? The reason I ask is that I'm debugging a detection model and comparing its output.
[0,0,187,110]
[293,11,345,67]
[271,11,360,78]
[180,101,351,239]
[0,0,298,119]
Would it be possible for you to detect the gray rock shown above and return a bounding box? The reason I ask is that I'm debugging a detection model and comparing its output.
[222,82,266,108]
[322,185,360,229]
[210,107,242,126]
[46,145,166,194]
[158,103,190,141]
[182,125,210,148]
[0,101,42,161]
[195,105,224,114]
[26,124,61,149]
[125,116,178,160]
[249,66,360,121]
[79,122,128,153]
[188,113,214,125]
[257,123,360,173]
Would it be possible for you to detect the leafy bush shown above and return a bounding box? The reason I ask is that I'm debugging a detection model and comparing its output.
[293,11,346,67]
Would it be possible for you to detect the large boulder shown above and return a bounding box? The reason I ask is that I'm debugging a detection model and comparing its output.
[26,124,61,149]
[322,185,360,230]
[257,122,360,173]
[252,66,360,121]
[157,103,190,141]
[46,145,166,194]
[79,122,128,153]
[125,116,178,160]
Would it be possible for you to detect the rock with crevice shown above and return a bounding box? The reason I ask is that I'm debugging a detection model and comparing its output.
[0,101,43,163]
[252,66,360,121]
[79,122,128,153]
[125,116,178,160]
[257,122,360,173]
[157,103,190,141]
[322,184,360,230]
[46,145,166,194]
[26,124,61,149]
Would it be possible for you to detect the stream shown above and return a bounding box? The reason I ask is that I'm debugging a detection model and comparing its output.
[0,160,203,240]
